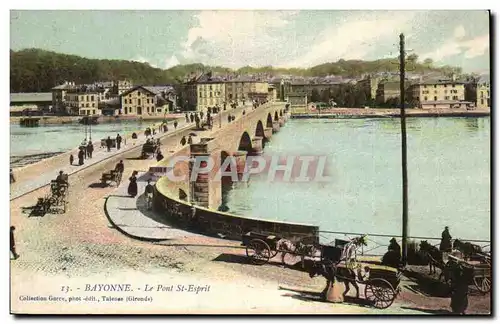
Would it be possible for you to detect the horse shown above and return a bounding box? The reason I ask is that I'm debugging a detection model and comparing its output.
[276,239,317,269]
[453,239,482,261]
[419,240,444,275]
[308,260,363,300]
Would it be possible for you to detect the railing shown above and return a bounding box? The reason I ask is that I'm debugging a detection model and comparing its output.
[318,230,491,256]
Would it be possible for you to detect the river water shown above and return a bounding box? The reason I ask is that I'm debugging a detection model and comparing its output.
[10,120,158,167]
[225,117,490,242]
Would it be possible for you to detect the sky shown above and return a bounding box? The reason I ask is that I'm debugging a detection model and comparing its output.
[10,10,490,73]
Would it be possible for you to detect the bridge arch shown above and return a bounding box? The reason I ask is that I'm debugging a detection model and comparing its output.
[274,111,279,121]
[255,120,265,138]
[237,131,252,153]
[266,113,273,128]
[279,110,283,117]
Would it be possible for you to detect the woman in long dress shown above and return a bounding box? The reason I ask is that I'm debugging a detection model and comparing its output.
[128,171,138,197]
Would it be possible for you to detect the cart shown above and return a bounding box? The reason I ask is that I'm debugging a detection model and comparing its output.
[100,170,123,186]
[241,231,319,266]
[141,142,159,159]
[49,180,69,213]
[319,239,401,309]
[444,254,491,294]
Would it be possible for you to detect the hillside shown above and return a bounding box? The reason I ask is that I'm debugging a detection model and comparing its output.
[10,49,462,93]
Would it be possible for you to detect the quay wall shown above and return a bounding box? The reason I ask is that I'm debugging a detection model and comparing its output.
[290,107,490,119]
[153,175,319,241]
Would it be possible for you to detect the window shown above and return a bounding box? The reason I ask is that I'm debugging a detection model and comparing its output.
[434,96,437,101]
[434,90,437,94]
[210,85,213,90]
[129,94,132,98]
[452,84,455,88]
[481,99,484,105]
[416,96,419,101]
[210,92,213,97]
[91,95,94,101]
[92,103,95,107]
[453,96,458,100]
[445,96,449,100]
[93,110,96,115]
[138,99,141,105]
[434,85,437,88]
[86,95,89,101]
[444,90,448,94]
[487,91,490,96]
[424,96,428,101]
[86,103,90,107]
[444,84,447,88]
[423,85,427,88]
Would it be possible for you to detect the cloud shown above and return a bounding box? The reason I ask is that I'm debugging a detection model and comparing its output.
[283,12,416,68]
[164,55,180,69]
[177,10,298,68]
[421,26,489,62]
[453,25,466,39]
[131,55,159,68]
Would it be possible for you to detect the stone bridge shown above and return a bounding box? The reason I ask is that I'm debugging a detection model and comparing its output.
[152,102,290,211]
[150,102,319,241]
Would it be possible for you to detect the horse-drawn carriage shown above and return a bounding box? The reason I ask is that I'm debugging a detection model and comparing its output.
[419,239,491,294]
[100,169,123,186]
[241,232,401,309]
[141,140,160,159]
[28,179,69,216]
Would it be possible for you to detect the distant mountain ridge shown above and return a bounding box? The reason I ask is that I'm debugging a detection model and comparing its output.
[10,48,463,93]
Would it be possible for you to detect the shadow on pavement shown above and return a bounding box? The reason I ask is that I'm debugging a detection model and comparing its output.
[88,182,109,188]
[400,306,452,314]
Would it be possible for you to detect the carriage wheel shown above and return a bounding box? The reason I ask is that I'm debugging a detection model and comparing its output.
[473,277,491,294]
[245,239,271,265]
[364,278,397,309]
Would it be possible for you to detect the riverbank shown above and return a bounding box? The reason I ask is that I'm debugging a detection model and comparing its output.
[10,114,182,126]
[291,108,491,119]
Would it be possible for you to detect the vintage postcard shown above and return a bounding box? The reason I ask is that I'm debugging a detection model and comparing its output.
[9,9,491,315]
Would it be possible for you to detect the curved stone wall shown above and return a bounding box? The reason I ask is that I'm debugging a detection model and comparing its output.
[153,176,319,242]
[148,105,316,241]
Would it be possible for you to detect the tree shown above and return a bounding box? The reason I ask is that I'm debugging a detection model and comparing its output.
[423,58,433,65]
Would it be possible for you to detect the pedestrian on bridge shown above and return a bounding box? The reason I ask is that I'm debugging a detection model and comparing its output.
[106,136,112,152]
[174,120,178,130]
[190,113,195,123]
[10,226,19,260]
[185,113,189,123]
[10,169,15,184]
[187,135,193,145]
[180,136,187,146]
[78,148,85,166]
[69,154,74,166]
[128,171,138,198]
[116,134,122,150]
[87,142,94,159]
